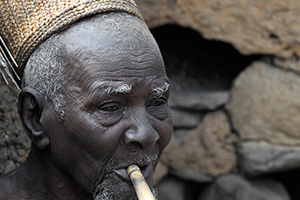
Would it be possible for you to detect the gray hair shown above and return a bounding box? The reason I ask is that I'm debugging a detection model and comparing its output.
[22,33,67,119]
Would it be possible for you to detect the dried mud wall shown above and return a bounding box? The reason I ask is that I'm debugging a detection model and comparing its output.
[1,0,300,199]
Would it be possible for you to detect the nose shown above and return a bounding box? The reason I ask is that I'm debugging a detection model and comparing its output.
[124,109,159,149]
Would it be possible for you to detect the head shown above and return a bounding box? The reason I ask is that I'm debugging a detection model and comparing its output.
[19,12,172,199]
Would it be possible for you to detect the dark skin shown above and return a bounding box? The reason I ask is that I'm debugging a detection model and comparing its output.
[0,14,173,200]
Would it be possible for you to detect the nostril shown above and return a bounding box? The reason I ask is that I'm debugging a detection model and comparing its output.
[124,124,159,149]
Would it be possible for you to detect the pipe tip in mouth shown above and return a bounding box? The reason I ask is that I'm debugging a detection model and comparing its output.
[127,164,140,175]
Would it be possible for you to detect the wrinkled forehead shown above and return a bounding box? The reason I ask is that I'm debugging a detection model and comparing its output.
[58,13,167,91]
[60,13,161,58]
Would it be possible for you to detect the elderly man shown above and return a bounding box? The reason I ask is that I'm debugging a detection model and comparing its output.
[0,0,172,199]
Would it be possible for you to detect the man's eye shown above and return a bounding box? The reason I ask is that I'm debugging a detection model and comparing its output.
[102,106,119,112]
[148,98,166,107]
[153,100,164,107]
[146,98,169,120]
[98,103,120,112]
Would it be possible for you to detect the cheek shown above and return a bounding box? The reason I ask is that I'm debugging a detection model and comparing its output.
[156,117,173,150]
[68,123,118,159]
[55,124,122,191]
[58,114,120,164]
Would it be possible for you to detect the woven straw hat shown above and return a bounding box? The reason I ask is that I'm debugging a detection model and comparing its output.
[0,0,143,88]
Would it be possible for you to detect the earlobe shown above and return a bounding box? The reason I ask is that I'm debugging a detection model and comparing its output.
[18,88,50,149]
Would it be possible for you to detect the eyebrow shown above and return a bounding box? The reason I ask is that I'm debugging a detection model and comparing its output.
[103,83,133,94]
[86,81,170,100]
[152,82,170,98]
[86,81,133,97]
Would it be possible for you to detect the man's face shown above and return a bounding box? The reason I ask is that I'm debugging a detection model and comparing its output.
[43,15,172,199]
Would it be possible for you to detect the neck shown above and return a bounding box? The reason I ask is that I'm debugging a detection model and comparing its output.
[1,145,92,200]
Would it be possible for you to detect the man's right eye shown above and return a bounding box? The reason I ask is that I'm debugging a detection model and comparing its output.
[98,103,121,112]
[94,101,124,126]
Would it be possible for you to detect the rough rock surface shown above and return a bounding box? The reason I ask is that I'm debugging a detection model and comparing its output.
[169,91,229,111]
[227,61,300,146]
[239,142,300,176]
[136,0,300,58]
[170,108,202,129]
[154,162,169,185]
[199,174,291,200]
[157,177,185,200]
[275,56,300,73]
[0,79,30,174]
[161,111,237,182]
[169,76,230,111]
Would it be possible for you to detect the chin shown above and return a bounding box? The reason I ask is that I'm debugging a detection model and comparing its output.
[92,174,135,200]
[93,186,158,200]
[92,174,158,200]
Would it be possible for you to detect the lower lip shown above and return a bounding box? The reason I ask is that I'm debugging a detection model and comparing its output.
[114,165,152,182]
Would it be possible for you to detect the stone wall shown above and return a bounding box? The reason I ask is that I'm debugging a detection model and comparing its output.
[1,0,300,199]
[0,79,30,174]
[134,0,300,199]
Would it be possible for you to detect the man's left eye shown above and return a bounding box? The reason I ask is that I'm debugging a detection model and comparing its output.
[146,98,169,120]
[148,98,166,107]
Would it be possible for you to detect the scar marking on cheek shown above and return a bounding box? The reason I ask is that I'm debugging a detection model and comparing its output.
[152,82,169,98]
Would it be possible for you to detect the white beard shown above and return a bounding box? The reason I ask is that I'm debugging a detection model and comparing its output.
[92,150,159,200]
[92,180,158,200]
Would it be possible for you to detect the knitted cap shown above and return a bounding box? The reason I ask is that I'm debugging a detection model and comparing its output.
[0,0,143,88]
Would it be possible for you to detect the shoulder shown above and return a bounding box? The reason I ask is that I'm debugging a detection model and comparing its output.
[0,171,29,200]
[0,174,16,199]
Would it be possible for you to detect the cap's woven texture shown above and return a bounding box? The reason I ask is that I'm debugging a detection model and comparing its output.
[0,0,143,77]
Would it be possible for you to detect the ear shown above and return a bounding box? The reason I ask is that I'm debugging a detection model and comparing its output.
[18,88,50,149]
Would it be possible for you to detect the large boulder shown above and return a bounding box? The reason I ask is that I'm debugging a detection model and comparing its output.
[227,61,300,174]
[199,174,290,200]
[239,142,300,176]
[136,0,300,59]
[227,61,300,146]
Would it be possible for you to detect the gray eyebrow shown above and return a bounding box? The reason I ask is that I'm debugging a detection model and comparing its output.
[87,81,169,99]
[85,81,133,98]
[103,83,133,94]
[152,82,170,98]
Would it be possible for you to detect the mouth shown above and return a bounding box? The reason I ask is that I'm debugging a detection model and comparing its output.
[113,163,152,182]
